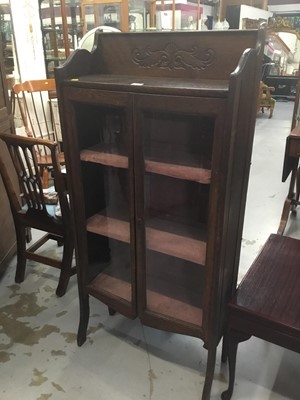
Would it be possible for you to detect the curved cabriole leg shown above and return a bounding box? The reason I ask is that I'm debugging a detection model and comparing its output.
[221,330,251,400]
[277,197,292,235]
[56,237,74,297]
[15,225,27,283]
[77,294,90,346]
[202,346,217,400]
[293,167,300,212]
[221,334,228,363]
[278,167,298,234]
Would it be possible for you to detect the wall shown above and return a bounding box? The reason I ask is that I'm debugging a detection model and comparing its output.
[269,3,300,13]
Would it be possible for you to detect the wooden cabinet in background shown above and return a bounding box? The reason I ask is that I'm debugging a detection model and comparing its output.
[0,36,17,277]
[55,29,264,399]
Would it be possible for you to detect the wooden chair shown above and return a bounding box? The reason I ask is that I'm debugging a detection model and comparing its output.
[257,81,276,118]
[0,133,76,297]
[12,79,64,188]
[222,233,300,400]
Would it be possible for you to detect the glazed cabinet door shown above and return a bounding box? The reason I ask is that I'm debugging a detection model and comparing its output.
[134,94,227,338]
[63,87,137,318]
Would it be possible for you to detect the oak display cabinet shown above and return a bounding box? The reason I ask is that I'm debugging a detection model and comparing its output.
[55,29,264,399]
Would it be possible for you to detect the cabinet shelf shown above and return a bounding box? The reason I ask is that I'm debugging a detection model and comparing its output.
[80,146,211,183]
[147,290,203,327]
[87,273,203,327]
[87,273,132,302]
[81,146,129,169]
[87,214,131,243]
[87,214,207,265]
[145,160,211,183]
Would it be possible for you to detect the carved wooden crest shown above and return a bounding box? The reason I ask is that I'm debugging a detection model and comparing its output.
[131,43,215,70]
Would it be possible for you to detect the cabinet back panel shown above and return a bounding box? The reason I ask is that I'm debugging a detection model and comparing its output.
[91,30,261,80]
[143,112,214,170]
[145,174,209,225]
[146,251,205,306]
[74,103,128,152]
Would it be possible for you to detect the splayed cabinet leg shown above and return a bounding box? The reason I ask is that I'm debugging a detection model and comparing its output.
[78,294,90,346]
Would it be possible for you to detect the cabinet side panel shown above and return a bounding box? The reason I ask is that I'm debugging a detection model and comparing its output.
[210,46,265,344]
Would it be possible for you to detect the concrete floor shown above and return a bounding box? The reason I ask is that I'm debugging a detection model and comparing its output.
[1,101,299,400]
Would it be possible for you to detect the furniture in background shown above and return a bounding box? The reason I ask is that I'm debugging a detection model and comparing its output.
[291,64,300,131]
[55,29,264,399]
[0,133,75,296]
[264,75,298,101]
[12,79,64,189]
[221,233,300,400]
[0,34,18,278]
[219,0,268,22]
[0,3,15,76]
[81,0,129,34]
[257,81,275,118]
[38,0,82,78]
[278,125,300,234]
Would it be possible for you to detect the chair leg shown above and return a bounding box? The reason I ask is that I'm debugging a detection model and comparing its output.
[55,237,74,297]
[278,196,292,235]
[25,227,32,243]
[15,226,27,283]
[221,330,251,400]
[40,166,49,189]
[202,345,217,400]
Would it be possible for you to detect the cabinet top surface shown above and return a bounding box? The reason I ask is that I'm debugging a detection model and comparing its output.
[64,74,229,97]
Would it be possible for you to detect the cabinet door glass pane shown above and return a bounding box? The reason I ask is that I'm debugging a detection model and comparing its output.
[143,110,214,326]
[76,102,135,312]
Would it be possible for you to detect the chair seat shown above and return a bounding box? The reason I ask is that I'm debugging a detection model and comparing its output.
[222,234,300,400]
[36,151,65,167]
[231,234,300,342]
[21,203,61,220]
